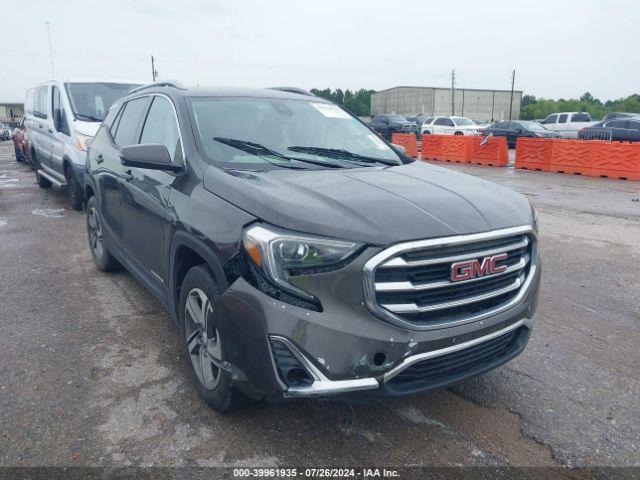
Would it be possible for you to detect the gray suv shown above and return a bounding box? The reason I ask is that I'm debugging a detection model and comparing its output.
[84,83,540,412]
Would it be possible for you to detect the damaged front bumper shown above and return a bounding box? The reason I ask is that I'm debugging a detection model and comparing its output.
[217,243,541,401]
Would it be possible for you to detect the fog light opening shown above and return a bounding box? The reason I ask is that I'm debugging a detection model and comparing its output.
[373,352,386,366]
[287,368,310,385]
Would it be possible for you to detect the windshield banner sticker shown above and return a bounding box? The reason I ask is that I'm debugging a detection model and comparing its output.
[311,103,352,119]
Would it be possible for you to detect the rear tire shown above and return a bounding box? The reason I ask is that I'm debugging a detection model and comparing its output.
[65,166,84,211]
[454,131,464,136]
[86,196,121,272]
[179,264,248,413]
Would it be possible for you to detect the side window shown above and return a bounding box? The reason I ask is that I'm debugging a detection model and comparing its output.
[51,86,70,135]
[626,120,640,130]
[434,117,447,126]
[558,114,568,124]
[445,118,455,127]
[139,96,182,162]
[543,115,557,125]
[34,86,48,119]
[606,120,626,129]
[571,113,590,122]
[103,104,121,130]
[113,97,149,147]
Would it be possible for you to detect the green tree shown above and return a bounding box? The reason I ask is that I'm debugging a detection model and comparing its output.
[520,92,640,120]
[310,87,376,116]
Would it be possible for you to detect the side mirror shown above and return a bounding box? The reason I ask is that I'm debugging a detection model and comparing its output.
[391,144,406,155]
[120,144,182,172]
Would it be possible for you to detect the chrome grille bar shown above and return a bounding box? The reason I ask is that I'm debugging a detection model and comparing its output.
[375,254,530,292]
[381,273,525,313]
[382,237,529,268]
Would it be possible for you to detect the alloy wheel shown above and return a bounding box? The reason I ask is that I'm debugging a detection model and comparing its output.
[184,287,222,390]
[87,207,105,260]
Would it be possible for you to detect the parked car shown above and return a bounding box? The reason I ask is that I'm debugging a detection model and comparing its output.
[540,112,596,138]
[24,79,142,210]
[602,112,640,122]
[578,118,640,142]
[406,115,432,133]
[0,123,13,140]
[12,117,30,163]
[370,114,418,140]
[421,116,483,136]
[483,120,560,148]
[84,83,540,412]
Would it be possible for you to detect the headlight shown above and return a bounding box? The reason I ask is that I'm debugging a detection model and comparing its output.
[74,132,93,152]
[243,224,363,300]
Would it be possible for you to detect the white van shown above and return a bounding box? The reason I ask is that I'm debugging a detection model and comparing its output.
[24,79,142,209]
[539,112,596,139]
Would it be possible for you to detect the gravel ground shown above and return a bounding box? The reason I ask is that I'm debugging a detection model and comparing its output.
[0,141,638,472]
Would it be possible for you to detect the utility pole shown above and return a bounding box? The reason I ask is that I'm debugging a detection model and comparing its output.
[46,22,55,77]
[509,69,515,120]
[451,69,456,116]
[151,55,157,82]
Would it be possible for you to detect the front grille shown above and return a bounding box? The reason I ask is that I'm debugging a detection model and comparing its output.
[387,326,526,393]
[364,227,535,328]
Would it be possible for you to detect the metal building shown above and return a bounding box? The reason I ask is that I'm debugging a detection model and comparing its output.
[371,86,522,121]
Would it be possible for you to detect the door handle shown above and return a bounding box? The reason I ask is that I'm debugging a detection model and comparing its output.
[38,124,43,129]
[122,169,133,181]
[96,153,104,164]
[48,128,53,133]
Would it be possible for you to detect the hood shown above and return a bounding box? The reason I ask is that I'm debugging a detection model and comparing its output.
[203,161,533,245]
[72,119,101,137]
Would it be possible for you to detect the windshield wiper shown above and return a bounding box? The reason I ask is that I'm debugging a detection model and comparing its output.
[213,137,347,169]
[287,146,400,166]
[75,113,103,122]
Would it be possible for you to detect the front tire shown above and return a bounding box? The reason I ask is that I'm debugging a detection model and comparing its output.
[86,196,121,272]
[179,265,247,413]
[36,171,52,189]
[65,166,84,211]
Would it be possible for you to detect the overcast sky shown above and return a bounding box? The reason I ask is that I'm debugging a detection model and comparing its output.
[2,0,638,102]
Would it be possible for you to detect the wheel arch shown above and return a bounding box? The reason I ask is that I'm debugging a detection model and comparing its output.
[168,231,229,325]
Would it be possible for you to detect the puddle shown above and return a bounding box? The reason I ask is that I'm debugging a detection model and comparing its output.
[32,208,66,218]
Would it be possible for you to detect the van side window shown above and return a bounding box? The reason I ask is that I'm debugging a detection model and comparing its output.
[34,86,48,119]
[113,97,150,147]
[558,114,568,124]
[139,96,182,162]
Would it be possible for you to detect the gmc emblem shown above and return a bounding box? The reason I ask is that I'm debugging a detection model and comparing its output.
[451,253,508,282]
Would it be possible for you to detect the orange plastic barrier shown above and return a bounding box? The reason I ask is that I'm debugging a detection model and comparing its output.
[470,136,508,166]
[421,134,444,161]
[391,133,419,158]
[439,135,473,163]
[591,142,640,181]
[549,139,594,176]
[515,138,553,171]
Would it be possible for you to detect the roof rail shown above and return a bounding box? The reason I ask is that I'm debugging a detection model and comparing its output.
[128,81,186,95]
[267,87,315,97]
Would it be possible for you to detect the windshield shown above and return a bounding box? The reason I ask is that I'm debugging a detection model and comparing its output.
[386,115,407,123]
[189,98,402,170]
[452,117,476,126]
[65,82,141,121]
[517,121,548,131]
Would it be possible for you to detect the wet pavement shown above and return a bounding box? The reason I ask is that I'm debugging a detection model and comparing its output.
[0,141,638,469]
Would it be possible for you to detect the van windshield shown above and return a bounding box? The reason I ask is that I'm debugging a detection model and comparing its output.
[65,83,140,122]
[188,97,402,170]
